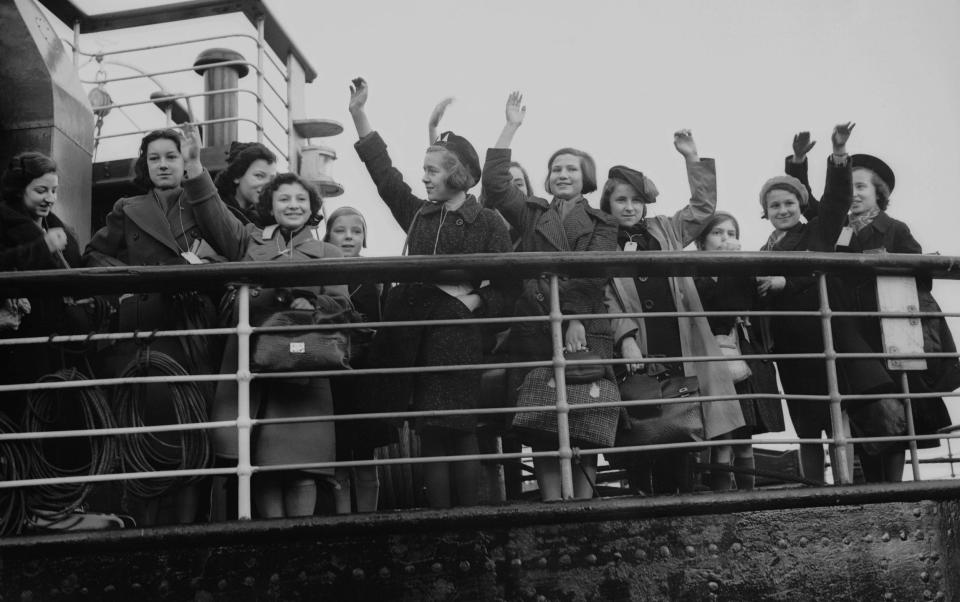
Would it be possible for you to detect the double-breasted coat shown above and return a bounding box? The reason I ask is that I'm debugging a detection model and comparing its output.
[354,132,517,435]
[601,157,745,440]
[184,170,349,473]
[765,156,896,438]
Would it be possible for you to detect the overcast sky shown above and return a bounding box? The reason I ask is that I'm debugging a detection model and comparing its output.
[48,0,960,473]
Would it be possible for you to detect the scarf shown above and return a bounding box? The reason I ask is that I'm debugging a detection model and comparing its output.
[551,195,584,222]
[848,207,881,234]
[762,228,788,251]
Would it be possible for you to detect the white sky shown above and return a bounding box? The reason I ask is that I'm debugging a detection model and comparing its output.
[41,0,960,477]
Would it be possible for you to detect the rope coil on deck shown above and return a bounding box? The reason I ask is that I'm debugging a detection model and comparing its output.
[114,349,211,499]
[0,412,29,536]
[21,368,117,519]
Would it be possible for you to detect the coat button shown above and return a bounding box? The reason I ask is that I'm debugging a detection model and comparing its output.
[132,232,140,240]
[643,299,655,310]
[456,218,464,226]
[251,290,260,297]
[535,292,545,302]
[637,276,648,282]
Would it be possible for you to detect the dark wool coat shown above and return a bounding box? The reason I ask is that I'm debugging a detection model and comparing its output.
[695,274,785,435]
[0,204,84,405]
[787,160,956,446]
[354,132,517,434]
[83,187,219,468]
[482,148,618,380]
[765,156,895,438]
[184,170,349,473]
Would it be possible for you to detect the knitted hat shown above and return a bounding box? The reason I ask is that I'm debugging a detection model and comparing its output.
[608,165,659,204]
[433,131,481,184]
[759,175,808,217]
[852,154,895,192]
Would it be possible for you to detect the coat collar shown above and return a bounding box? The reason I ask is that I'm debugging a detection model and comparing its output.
[122,190,188,255]
[418,194,482,223]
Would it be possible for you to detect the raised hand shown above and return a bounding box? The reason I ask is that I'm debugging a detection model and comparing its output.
[505,91,526,127]
[43,227,67,253]
[792,131,816,162]
[429,97,454,129]
[180,123,202,164]
[348,77,369,114]
[428,97,454,144]
[832,121,855,153]
[673,129,699,162]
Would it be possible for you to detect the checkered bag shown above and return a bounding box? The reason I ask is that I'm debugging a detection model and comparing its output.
[511,367,620,447]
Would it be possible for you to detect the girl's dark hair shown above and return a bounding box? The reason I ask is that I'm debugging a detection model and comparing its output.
[257,172,322,226]
[1,151,57,208]
[214,141,277,203]
[132,129,182,190]
[509,161,533,196]
[544,147,597,196]
[695,211,741,249]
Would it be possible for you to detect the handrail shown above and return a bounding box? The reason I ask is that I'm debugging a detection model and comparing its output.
[1,251,959,527]
[2,251,959,297]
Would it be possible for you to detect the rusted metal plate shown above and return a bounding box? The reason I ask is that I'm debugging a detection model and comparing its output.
[2,489,957,601]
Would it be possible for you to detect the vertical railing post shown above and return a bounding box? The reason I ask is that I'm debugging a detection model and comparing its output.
[548,274,575,499]
[255,17,265,144]
[72,21,80,67]
[900,372,921,480]
[236,285,253,519]
[818,274,853,485]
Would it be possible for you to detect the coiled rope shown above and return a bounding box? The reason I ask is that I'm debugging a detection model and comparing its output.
[113,348,211,499]
[21,368,117,519]
[0,411,29,536]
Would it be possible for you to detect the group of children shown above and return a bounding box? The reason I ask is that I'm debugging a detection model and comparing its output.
[0,78,956,528]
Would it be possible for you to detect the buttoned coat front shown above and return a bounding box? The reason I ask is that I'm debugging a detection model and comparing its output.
[184,170,349,473]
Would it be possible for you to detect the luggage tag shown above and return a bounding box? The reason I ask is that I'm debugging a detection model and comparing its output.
[835,227,853,247]
[624,241,638,252]
[180,238,205,265]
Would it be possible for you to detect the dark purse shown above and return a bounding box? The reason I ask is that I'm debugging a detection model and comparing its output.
[615,366,704,446]
[251,310,350,372]
[564,349,606,384]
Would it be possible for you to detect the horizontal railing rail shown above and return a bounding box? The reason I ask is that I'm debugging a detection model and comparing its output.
[1,251,959,529]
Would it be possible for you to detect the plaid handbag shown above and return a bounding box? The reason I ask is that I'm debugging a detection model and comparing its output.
[511,367,620,447]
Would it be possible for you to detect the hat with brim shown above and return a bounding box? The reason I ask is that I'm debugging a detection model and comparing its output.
[759,175,808,216]
[851,154,895,192]
[608,165,659,204]
[433,131,482,184]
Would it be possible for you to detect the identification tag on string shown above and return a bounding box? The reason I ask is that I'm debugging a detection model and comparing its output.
[835,227,853,247]
[624,241,638,252]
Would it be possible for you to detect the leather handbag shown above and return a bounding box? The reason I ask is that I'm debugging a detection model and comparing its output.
[251,310,350,373]
[847,397,907,455]
[564,349,606,384]
[511,367,620,447]
[615,369,704,446]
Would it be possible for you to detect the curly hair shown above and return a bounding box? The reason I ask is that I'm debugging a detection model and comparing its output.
[257,172,322,226]
[1,151,57,208]
[214,141,276,205]
[132,129,182,190]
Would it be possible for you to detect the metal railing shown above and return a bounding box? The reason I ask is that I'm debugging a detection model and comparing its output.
[1,251,959,529]
[64,17,292,157]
